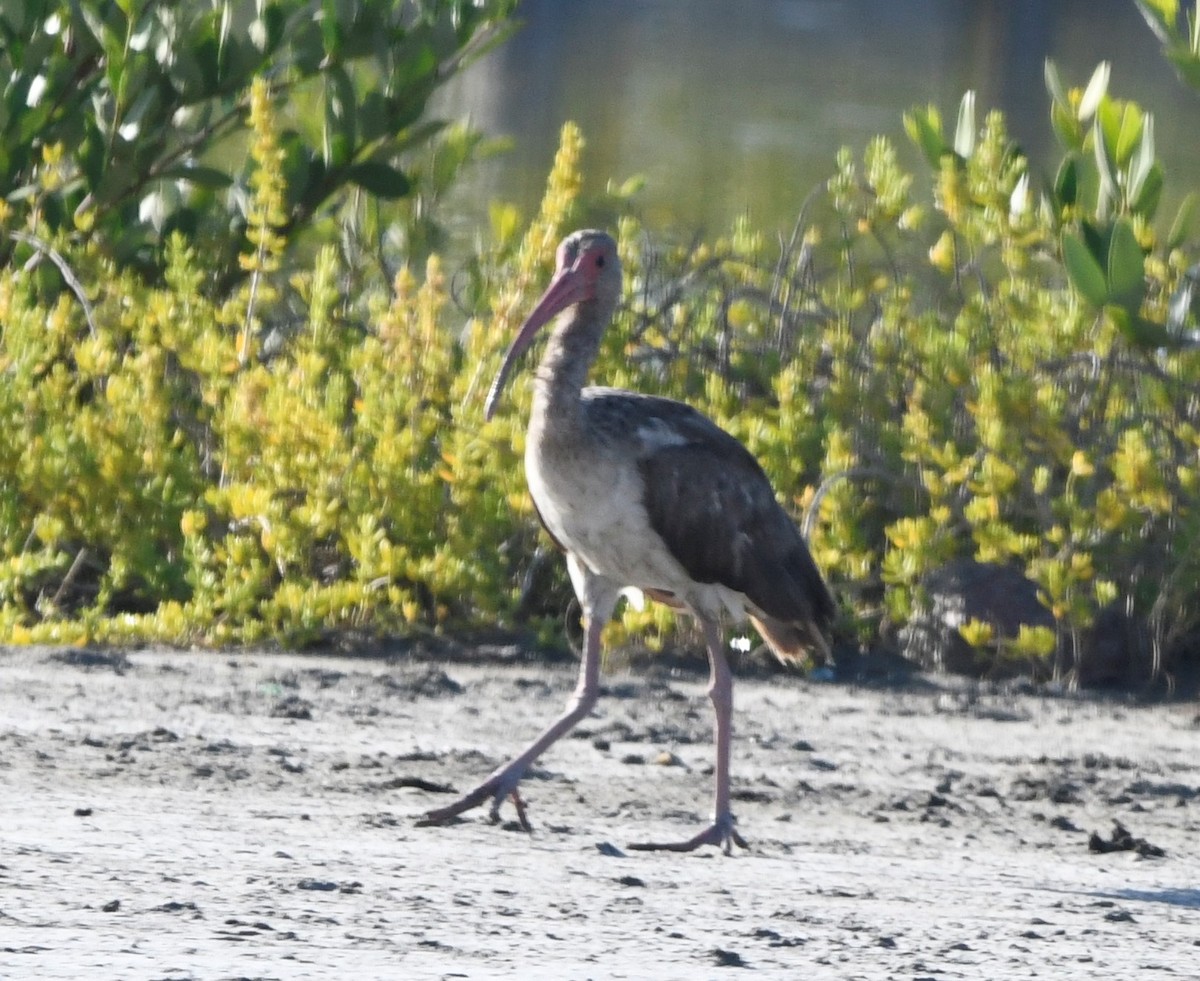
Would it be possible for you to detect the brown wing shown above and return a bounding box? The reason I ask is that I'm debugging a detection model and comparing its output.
[637,437,833,631]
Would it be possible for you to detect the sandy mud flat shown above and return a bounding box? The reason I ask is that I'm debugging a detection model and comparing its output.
[1,645,1197,979]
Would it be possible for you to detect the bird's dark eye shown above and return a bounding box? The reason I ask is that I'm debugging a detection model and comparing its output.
[596,254,606,268]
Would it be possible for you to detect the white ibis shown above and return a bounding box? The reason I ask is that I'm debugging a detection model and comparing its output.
[419,229,834,852]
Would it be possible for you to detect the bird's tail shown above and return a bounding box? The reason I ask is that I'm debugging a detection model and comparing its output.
[749,611,832,669]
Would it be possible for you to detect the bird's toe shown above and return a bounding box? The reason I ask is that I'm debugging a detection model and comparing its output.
[417,769,531,830]
[627,814,748,854]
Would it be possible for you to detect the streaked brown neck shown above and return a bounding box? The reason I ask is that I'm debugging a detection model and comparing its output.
[531,300,606,433]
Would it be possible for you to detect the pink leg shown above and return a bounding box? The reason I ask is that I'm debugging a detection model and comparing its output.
[629,618,748,854]
[417,612,605,830]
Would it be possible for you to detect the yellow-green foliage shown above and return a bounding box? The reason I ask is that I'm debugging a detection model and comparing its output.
[1,72,1198,675]
[810,90,1200,666]
[0,116,587,646]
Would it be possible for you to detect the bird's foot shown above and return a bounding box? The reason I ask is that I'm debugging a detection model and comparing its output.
[416,770,532,831]
[627,813,748,855]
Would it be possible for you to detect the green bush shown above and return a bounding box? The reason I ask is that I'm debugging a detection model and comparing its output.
[0,0,515,281]
[0,114,585,647]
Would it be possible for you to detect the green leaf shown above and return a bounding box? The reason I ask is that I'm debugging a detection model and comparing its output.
[323,67,357,167]
[357,91,392,146]
[165,40,206,100]
[1062,230,1108,308]
[321,0,343,59]
[1125,112,1155,205]
[903,106,947,168]
[1050,101,1083,151]
[1081,220,1109,264]
[291,18,325,74]
[1078,62,1110,120]
[80,116,106,189]
[248,12,278,56]
[191,34,220,95]
[1043,58,1067,107]
[279,130,318,211]
[1132,162,1163,219]
[953,90,975,159]
[1165,47,1200,90]
[1106,217,1146,311]
[344,161,410,199]
[392,39,438,90]
[1095,98,1124,169]
[489,200,521,248]
[1113,103,1144,167]
[1092,120,1117,218]
[1053,156,1078,209]
[611,174,646,199]
[159,165,233,190]
[1106,304,1171,349]
[1167,191,1199,249]
[1133,0,1178,44]
[390,119,448,157]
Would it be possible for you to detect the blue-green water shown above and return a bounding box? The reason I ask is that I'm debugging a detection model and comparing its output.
[437,0,1200,238]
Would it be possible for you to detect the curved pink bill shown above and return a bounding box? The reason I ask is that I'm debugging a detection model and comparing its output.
[484,262,590,420]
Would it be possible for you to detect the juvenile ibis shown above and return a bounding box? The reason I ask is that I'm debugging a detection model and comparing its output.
[419,229,834,853]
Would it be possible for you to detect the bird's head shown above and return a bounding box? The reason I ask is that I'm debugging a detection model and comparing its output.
[484,229,621,420]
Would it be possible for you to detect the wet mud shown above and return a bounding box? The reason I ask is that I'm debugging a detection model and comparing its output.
[2,647,1198,978]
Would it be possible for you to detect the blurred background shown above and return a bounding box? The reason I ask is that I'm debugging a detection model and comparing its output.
[437,0,1200,237]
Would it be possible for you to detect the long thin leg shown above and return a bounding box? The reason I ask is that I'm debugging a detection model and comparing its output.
[629,618,748,854]
[417,605,608,830]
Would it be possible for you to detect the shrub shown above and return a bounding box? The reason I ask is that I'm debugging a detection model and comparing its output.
[0,111,584,647]
[610,68,1200,680]
[0,0,516,281]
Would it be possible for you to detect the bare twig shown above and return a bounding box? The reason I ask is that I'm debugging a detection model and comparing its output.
[10,231,98,337]
[50,547,90,609]
[802,466,898,542]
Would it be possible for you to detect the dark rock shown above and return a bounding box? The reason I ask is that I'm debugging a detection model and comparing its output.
[899,560,1055,677]
[410,668,465,698]
[297,878,339,891]
[1087,820,1165,858]
[1077,604,1151,687]
[48,648,131,674]
[711,948,747,967]
[270,695,314,720]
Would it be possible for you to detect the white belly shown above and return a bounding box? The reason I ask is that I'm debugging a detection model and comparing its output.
[526,445,747,620]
